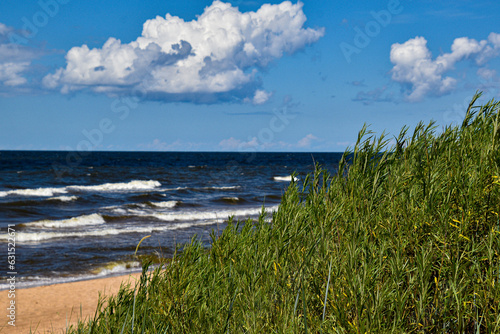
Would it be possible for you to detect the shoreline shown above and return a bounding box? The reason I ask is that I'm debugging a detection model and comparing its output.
[0,267,145,292]
[0,272,142,333]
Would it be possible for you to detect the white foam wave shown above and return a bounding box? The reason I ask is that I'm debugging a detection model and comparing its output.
[67,180,161,192]
[25,213,106,228]
[0,265,146,290]
[150,201,179,208]
[204,186,240,190]
[91,261,141,276]
[273,175,299,182]
[108,203,278,222]
[108,207,128,215]
[152,206,278,222]
[221,197,240,201]
[47,195,78,202]
[0,187,67,198]
[162,186,189,191]
[5,223,190,243]
[0,180,161,198]
[5,227,125,242]
[1,206,279,243]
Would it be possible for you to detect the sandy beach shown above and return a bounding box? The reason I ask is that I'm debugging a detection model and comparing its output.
[0,273,142,334]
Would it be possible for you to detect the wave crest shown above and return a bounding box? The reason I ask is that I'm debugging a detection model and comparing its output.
[273,175,299,182]
[0,180,161,198]
[24,213,106,228]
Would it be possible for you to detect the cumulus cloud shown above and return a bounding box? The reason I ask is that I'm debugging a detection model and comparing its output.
[219,136,259,150]
[247,89,273,104]
[297,134,319,148]
[0,62,30,86]
[390,33,500,102]
[0,23,37,89]
[44,1,324,103]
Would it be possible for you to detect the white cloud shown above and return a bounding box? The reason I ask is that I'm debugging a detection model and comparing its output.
[0,23,36,88]
[219,134,323,151]
[390,33,500,102]
[44,1,324,103]
[0,62,29,86]
[0,23,10,35]
[219,136,259,150]
[138,138,209,151]
[218,137,241,150]
[297,134,319,148]
[250,89,273,104]
[489,32,500,48]
[477,68,497,81]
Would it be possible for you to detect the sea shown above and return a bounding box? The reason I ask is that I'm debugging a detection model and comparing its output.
[0,151,342,289]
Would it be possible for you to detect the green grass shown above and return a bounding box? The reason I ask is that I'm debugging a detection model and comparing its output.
[68,92,500,333]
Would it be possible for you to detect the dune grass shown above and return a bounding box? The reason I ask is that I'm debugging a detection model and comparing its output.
[68,92,500,333]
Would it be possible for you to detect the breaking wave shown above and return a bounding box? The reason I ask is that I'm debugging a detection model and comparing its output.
[23,213,106,228]
[273,175,299,182]
[0,180,161,198]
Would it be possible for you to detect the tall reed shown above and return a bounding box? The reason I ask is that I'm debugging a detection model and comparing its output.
[69,92,500,333]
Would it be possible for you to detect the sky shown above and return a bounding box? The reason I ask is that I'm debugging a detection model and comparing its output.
[0,0,499,152]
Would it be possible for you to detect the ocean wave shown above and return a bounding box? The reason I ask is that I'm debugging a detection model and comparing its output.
[0,264,145,290]
[107,203,278,222]
[159,185,239,193]
[67,180,161,192]
[213,196,243,204]
[0,180,162,198]
[273,175,299,182]
[106,207,128,215]
[2,205,279,243]
[23,213,106,228]
[6,227,127,242]
[47,195,78,202]
[91,260,141,276]
[222,197,241,201]
[152,206,278,222]
[0,187,67,198]
[203,186,241,190]
[162,186,190,191]
[149,200,180,208]
[5,223,202,243]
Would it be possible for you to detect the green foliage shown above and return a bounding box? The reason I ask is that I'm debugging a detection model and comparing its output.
[69,92,500,333]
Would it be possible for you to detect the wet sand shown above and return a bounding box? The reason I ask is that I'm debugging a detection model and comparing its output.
[0,273,142,333]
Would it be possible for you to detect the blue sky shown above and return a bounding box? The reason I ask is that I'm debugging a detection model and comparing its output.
[0,0,499,152]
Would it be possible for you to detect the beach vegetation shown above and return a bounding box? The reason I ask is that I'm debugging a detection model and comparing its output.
[68,92,500,333]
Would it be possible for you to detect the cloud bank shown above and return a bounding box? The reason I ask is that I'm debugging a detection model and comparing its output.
[218,133,320,151]
[390,33,500,102]
[43,1,324,103]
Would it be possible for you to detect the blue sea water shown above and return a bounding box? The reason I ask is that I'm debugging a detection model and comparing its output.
[0,151,342,289]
